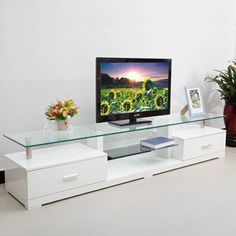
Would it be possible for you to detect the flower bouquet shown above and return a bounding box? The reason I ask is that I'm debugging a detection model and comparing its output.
[45,98,79,130]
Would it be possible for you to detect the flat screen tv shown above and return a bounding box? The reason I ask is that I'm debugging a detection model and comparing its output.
[96,57,171,126]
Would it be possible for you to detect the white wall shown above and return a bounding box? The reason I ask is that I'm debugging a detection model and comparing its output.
[0,0,235,170]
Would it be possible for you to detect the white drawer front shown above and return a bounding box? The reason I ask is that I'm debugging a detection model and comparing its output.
[28,157,107,199]
[183,133,225,160]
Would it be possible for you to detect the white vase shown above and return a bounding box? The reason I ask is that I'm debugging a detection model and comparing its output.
[56,120,69,131]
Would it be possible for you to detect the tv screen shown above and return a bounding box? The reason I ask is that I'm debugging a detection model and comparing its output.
[96,58,171,125]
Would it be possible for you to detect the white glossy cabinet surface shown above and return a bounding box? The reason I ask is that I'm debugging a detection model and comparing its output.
[28,158,106,199]
[4,143,107,209]
[172,126,226,160]
[4,125,226,209]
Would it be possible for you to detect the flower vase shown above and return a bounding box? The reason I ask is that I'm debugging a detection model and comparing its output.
[56,120,69,131]
[224,101,236,146]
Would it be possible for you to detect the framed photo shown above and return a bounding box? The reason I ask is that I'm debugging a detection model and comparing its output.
[185,86,205,117]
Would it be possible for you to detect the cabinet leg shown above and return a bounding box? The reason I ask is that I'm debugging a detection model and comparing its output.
[26,203,42,210]
[156,127,171,158]
[86,137,104,151]
[26,148,32,159]
[200,120,206,128]
[144,173,154,178]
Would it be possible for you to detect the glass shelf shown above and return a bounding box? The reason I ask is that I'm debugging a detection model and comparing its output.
[3,113,224,149]
[106,144,178,160]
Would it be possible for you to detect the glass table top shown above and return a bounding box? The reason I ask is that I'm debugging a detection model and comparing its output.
[3,113,224,148]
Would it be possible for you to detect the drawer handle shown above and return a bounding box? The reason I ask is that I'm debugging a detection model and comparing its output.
[201,144,212,150]
[63,173,79,182]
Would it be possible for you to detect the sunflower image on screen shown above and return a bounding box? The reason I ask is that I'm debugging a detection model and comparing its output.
[100,62,170,116]
[189,89,201,108]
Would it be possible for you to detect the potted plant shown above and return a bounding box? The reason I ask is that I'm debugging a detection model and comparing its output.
[45,98,79,130]
[206,60,236,146]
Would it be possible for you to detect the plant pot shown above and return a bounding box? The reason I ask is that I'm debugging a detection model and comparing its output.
[224,101,236,146]
[56,120,69,131]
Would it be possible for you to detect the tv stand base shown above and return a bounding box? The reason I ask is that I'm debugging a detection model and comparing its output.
[3,125,226,210]
[109,119,152,126]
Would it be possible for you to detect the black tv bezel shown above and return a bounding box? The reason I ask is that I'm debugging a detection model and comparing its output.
[96,57,172,123]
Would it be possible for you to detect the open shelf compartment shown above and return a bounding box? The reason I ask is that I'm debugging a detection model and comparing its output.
[105,143,177,160]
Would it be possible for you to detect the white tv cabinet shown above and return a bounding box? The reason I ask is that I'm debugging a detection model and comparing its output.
[3,113,226,209]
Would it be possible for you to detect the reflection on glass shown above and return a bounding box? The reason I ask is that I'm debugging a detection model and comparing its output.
[3,113,224,148]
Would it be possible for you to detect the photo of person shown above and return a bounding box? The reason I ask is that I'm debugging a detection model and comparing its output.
[185,87,205,117]
[189,89,201,108]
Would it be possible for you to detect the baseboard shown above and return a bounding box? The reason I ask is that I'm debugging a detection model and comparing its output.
[0,170,5,184]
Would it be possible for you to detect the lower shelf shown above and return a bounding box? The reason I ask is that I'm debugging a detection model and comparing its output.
[108,152,181,179]
[106,144,177,160]
[106,144,151,160]
[107,151,224,181]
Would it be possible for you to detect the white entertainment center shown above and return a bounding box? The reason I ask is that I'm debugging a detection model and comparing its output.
[3,113,226,209]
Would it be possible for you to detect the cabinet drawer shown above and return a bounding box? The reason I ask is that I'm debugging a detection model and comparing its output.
[27,157,107,199]
[173,133,225,160]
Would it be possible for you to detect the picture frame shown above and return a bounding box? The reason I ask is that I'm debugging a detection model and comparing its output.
[184,86,205,117]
